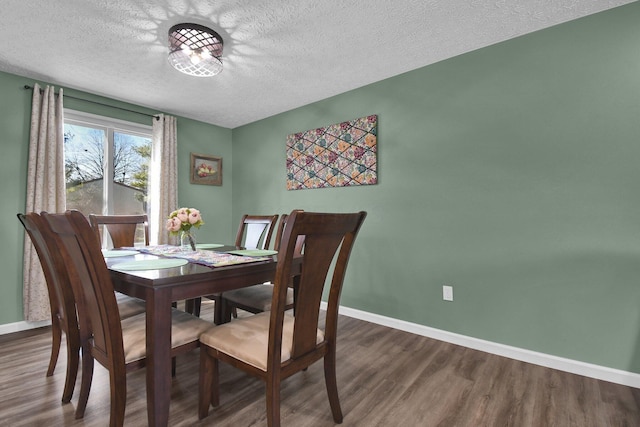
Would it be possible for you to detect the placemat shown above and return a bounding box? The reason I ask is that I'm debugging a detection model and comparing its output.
[227,249,278,257]
[102,249,139,258]
[111,258,189,271]
[196,243,225,249]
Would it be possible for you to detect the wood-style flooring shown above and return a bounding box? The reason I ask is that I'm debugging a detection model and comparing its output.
[1,301,639,426]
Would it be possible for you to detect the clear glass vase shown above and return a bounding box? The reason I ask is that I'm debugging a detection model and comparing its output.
[180,229,197,252]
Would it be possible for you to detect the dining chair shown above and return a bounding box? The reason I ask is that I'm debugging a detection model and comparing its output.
[89,214,149,248]
[234,214,279,250]
[18,212,147,405]
[18,212,80,404]
[90,213,200,316]
[43,210,212,425]
[217,214,303,323]
[198,210,367,426]
[195,214,279,323]
[89,213,184,314]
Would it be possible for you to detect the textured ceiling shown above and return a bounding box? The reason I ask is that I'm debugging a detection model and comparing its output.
[0,0,633,128]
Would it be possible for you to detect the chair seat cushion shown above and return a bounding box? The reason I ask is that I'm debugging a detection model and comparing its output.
[199,312,324,371]
[223,283,293,311]
[121,309,213,363]
[115,292,146,319]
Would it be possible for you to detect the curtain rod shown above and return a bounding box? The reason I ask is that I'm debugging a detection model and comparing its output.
[24,85,160,121]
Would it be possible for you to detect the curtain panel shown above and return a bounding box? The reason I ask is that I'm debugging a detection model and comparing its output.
[149,114,178,245]
[23,83,66,321]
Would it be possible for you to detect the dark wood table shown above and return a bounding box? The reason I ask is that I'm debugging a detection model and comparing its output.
[107,249,296,427]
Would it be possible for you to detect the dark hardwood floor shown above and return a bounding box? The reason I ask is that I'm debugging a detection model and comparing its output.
[1,300,639,426]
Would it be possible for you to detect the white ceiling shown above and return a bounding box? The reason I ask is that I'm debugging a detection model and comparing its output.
[0,0,633,129]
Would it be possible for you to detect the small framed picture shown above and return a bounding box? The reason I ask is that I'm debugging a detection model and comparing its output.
[190,153,222,186]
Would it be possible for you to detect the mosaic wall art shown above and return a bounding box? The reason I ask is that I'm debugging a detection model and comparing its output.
[286,115,377,190]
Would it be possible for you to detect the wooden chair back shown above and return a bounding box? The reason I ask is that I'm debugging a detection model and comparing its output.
[273,214,288,251]
[234,214,278,249]
[89,214,149,248]
[273,213,305,253]
[18,213,75,338]
[17,212,80,403]
[45,211,127,372]
[271,210,366,362]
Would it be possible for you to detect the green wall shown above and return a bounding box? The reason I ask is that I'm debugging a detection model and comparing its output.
[0,71,234,325]
[231,3,640,372]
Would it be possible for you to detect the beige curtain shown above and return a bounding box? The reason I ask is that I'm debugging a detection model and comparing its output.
[149,114,178,245]
[23,84,66,321]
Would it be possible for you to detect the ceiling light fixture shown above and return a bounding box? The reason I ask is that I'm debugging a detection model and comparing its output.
[168,23,223,77]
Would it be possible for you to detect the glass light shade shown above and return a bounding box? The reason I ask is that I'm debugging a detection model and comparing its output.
[168,23,223,77]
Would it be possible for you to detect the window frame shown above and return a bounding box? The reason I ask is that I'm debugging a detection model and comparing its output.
[63,109,152,216]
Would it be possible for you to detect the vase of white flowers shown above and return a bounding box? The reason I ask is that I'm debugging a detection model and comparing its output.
[166,207,204,252]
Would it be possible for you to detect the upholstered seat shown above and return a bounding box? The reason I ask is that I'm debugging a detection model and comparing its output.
[120,309,212,364]
[115,292,146,319]
[199,312,322,371]
[219,284,293,313]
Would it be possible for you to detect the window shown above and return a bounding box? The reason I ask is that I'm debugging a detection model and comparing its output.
[64,110,152,246]
[64,110,152,217]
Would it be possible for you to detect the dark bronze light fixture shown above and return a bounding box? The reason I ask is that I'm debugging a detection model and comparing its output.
[168,23,223,77]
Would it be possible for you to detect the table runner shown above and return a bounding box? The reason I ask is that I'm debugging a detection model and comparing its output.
[125,245,272,267]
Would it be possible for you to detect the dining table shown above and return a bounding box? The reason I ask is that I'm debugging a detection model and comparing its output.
[106,244,300,427]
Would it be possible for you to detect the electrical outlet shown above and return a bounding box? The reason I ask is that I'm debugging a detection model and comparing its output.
[443,285,453,301]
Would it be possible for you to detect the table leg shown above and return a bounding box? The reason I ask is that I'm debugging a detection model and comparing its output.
[146,288,172,427]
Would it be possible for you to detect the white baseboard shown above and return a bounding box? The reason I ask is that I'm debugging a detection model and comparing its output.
[327,303,640,389]
[0,319,50,336]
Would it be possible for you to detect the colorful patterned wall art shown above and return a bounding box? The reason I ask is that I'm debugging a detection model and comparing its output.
[286,114,377,190]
